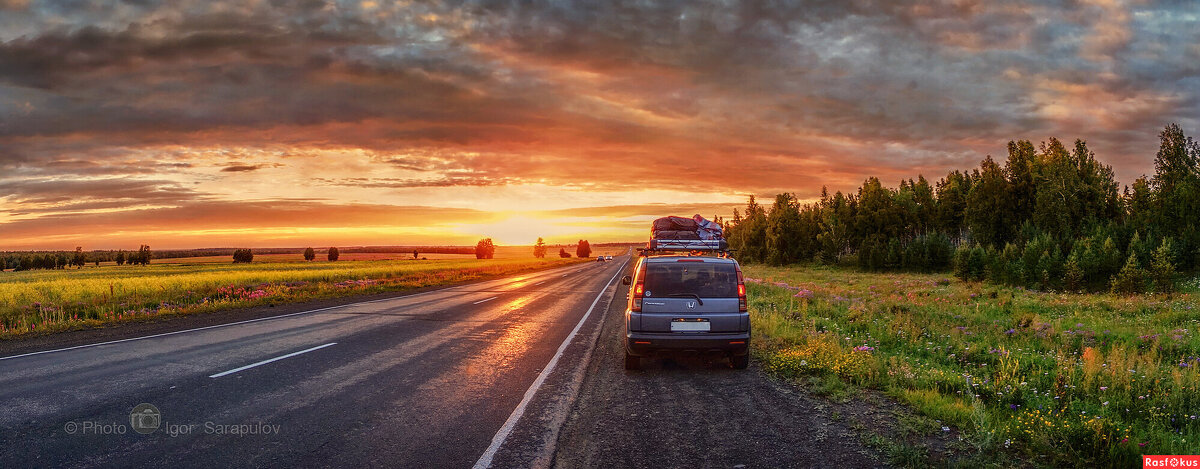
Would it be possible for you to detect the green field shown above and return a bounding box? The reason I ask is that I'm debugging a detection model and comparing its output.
[745,264,1200,467]
[0,256,586,338]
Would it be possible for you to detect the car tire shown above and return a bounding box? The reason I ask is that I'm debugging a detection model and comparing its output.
[624,353,641,370]
[730,354,749,370]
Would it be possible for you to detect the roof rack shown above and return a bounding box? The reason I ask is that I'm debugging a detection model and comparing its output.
[638,239,732,257]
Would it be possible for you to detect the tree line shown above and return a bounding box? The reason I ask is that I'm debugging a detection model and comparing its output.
[2,245,152,270]
[726,124,1200,293]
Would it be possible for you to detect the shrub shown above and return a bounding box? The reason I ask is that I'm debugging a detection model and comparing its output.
[327,247,340,261]
[304,247,315,261]
[559,248,571,258]
[232,249,253,263]
[1110,252,1145,294]
[953,244,971,281]
[967,244,988,281]
[925,232,954,271]
[576,240,592,258]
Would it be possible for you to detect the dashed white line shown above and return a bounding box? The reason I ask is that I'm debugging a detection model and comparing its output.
[473,296,498,305]
[534,281,545,286]
[209,342,337,378]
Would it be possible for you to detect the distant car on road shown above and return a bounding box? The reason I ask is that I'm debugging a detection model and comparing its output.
[597,256,605,262]
[622,254,749,370]
[605,255,613,260]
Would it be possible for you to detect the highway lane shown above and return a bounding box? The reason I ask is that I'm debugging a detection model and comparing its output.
[0,257,628,468]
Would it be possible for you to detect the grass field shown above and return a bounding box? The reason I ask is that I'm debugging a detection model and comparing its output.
[0,256,587,339]
[745,264,1200,467]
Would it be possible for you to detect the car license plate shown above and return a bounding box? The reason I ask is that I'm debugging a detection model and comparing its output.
[671,320,710,332]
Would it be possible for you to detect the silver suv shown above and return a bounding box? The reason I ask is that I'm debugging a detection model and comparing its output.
[621,255,750,370]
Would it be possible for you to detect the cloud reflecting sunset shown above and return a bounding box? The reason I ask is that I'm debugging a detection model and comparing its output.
[2,0,1198,249]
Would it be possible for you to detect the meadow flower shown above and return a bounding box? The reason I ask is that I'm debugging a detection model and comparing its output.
[1100,386,1107,391]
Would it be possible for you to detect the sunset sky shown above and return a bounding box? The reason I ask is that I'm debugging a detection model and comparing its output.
[2,1,1198,249]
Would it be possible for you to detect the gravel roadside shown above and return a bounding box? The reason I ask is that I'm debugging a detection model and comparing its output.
[552,279,886,468]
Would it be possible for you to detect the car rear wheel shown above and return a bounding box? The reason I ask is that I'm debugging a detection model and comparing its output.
[730,354,749,370]
[624,353,641,370]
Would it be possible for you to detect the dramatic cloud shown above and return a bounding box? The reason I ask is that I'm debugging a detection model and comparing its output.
[1,0,1198,248]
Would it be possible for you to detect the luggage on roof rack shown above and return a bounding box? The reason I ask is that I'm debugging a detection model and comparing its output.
[643,214,729,254]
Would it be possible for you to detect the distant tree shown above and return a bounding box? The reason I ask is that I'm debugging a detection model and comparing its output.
[1151,124,1200,269]
[559,248,571,258]
[72,246,86,268]
[233,249,254,263]
[304,247,316,261]
[413,249,419,259]
[129,245,151,266]
[476,238,495,259]
[327,247,340,261]
[576,240,591,258]
[965,156,1011,246]
[115,251,126,266]
[533,237,547,258]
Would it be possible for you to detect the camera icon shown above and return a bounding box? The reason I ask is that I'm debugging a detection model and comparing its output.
[130,403,161,434]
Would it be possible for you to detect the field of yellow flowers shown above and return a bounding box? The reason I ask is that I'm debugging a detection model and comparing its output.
[0,257,582,339]
[746,264,1199,467]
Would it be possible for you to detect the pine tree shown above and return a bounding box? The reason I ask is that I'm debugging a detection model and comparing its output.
[1110,252,1145,295]
[1150,239,1176,294]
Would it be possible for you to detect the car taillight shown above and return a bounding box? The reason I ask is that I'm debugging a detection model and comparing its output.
[632,282,644,312]
[735,265,747,312]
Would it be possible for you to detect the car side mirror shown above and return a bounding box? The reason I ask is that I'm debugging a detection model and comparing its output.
[621,275,631,285]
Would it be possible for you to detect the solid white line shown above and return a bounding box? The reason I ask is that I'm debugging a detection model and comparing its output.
[472,259,627,469]
[473,296,498,305]
[209,342,337,378]
[0,262,587,362]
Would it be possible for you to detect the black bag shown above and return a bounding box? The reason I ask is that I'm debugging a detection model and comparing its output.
[651,216,698,234]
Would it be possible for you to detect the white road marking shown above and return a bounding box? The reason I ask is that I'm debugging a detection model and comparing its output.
[534,281,545,286]
[473,259,627,469]
[0,262,587,362]
[209,342,337,378]
[473,296,498,305]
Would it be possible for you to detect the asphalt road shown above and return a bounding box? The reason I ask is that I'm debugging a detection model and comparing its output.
[0,257,628,468]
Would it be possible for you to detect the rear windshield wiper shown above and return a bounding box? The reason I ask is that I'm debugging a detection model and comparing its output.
[666,293,703,305]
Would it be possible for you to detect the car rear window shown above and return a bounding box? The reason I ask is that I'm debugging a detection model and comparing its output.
[642,262,738,298]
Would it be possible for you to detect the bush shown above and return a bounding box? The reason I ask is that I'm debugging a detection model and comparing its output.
[232,249,253,263]
[304,247,315,261]
[967,245,988,282]
[559,248,571,258]
[859,235,886,271]
[327,247,340,261]
[953,244,971,281]
[925,232,954,271]
[1110,252,1145,294]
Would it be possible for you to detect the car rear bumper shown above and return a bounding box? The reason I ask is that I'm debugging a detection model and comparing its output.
[626,331,750,357]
